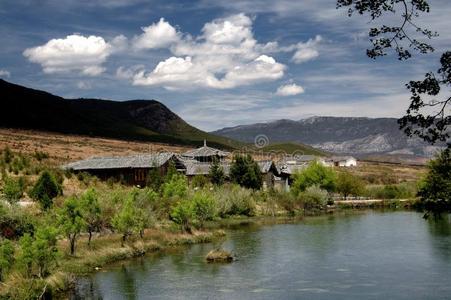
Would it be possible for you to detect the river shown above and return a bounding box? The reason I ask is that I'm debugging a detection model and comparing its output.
[71,211,451,299]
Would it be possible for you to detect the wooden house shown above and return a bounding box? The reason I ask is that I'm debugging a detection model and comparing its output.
[63,152,184,186]
[182,140,230,162]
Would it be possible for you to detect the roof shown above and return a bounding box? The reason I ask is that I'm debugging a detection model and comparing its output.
[278,162,309,175]
[183,160,231,176]
[283,155,319,164]
[182,140,229,158]
[63,152,175,171]
[327,156,356,162]
[257,160,278,174]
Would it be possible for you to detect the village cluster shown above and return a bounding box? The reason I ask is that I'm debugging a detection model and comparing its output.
[64,141,357,191]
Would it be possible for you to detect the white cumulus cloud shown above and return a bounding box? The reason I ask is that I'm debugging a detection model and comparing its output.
[0,69,10,78]
[276,83,305,96]
[133,18,180,50]
[23,34,114,76]
[292,35,322,63]
[127,14,289,90]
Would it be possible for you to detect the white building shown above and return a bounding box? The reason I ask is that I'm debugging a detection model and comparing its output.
[323,156,357,167]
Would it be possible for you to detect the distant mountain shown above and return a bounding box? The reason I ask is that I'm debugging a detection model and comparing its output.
[212,116,443,156]
[0,79,239,149]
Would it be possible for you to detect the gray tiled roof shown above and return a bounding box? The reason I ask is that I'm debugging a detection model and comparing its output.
[182,141,229,158]
[63,153,175,171]
[183,159,231,176]
[257,160,276,174]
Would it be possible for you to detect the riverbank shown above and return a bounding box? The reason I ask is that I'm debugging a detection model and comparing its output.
[0,227,225,299]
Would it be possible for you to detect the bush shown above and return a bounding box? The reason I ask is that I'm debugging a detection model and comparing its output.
[191,175,209,188]
[215,185,256,217]
[291,161,336,195]
[170,200,195,233]
[112,196,138,246]
[80,188,102,246]
[209,157,225,186]
[32,225,59,277]
[0,203,35,239]
[2,176,25,203]
[162,174,188,199]
[230,154,262,190]
[0,239,14,281]
[191,191,217,227]
[59,196,85,255]
[301,185,329,211]
[365,182,417,199]
[30,171,61,210]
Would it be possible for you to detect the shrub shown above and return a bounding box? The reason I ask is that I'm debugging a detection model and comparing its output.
[170,200,195,233]
[215,185,256,217]
[146,167,163,191]
[2,176,25,203]
[191,175,209,188]
[275,191,299,215]
[2,146,13,164]
[230,154,262,190]
[80,188,101,246]
[301,185,329,211]
[192,191,216,227]
[0,203,35,239]
[30,171,61,210]
[162,174,188,199]
[17,233,34,276]
[291,161,336,195]
[32,225,59,277]
[112,196,138,246]
[33,151,49,161]
[0,239,14,281]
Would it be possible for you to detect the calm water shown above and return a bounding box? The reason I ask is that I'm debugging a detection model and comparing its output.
[71,211,451,299]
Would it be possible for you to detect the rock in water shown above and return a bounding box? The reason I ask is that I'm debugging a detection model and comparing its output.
[205,249,234,263]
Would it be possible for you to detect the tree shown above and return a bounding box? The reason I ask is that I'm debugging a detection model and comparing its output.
[112,197,137,246]
[17,233,34,276]
[301,185,330,211]
[191,175,209,188]
[2,176,25,203]
[209,157,225,186]
[146,166,163,191]
[418,149,451,218]
[59,196,85,255]
[336,171,365,199]
[170,200,195,233]
[32,226,58,277]
[0,239,14,281]
[337,0,450,147]
[80,188,101,246]
[162,173,188,199]
[191,191,216,228]
[30,171,61,210]
[291,161,337,195]
[230,154,262,190]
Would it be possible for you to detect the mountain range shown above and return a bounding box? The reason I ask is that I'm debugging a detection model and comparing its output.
[0,79,238,149]
[212,117,443,157]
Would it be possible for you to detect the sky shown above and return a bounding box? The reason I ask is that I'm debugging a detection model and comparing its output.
[0,0,449,131]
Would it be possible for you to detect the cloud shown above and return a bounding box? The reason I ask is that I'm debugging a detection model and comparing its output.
[276,83,305,96]
[23,34,115,76]
[125,13,298,90]
[0,69,10,78]
[132,18,180,50]
[292,35,322,63]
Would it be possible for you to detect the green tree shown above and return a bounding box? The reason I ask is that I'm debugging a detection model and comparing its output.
[2,176,25,203]
[146,166,163,191]
[209,157,225,186]
[336,0,450,147]
[301,185,330,211]
[30,171,61,210]
[59,196,85,255]
[80,188,101,246]
[191,175,209,188]
[33,226,58,277]
[170,200,195,233]
[291,161,336,195]
[162,174,188,199]
[165,160,178,181]
[17,233,34,276]
[0,239,14,281]
[112,197,137,246]
[192,191,216,228]
[418,149,451,218]
[230,154,262,190]
[336,171,365,199]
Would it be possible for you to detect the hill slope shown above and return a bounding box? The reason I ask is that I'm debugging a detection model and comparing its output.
[212,116,443,156]
[0,79,239,149]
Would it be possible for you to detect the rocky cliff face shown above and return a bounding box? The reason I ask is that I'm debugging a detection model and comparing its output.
[212,116,444,156]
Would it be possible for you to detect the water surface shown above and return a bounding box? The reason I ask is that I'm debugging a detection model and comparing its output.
[72,211,451,299]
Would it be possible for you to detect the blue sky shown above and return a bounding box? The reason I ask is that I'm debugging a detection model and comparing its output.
[0,0,449,131]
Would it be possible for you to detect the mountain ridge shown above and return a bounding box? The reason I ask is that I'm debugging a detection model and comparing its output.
[212,116,443,156]
[0,79,239,149]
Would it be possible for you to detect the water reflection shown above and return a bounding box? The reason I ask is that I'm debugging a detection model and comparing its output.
[72,212,451,300]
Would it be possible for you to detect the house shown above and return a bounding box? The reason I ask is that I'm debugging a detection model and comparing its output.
[257,160,280,190]
[62,152,184,186]
[182,159,231,180]
[182,140,230,162]
[323,156,357,167]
